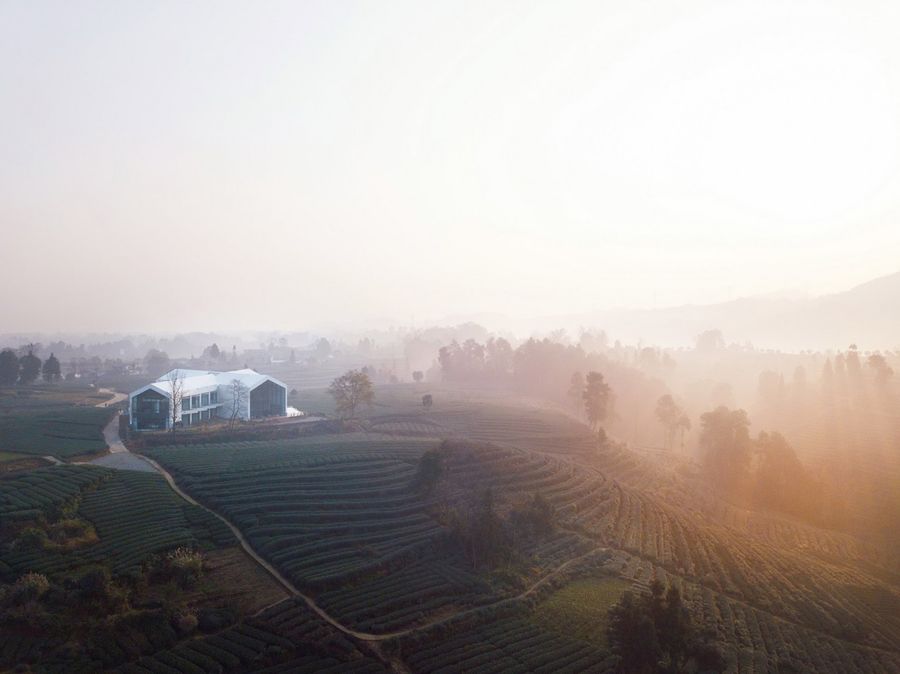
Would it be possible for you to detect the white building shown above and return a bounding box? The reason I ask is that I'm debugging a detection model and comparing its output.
[129,368,288,431]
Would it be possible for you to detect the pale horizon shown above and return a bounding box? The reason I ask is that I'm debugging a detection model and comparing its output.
[4,0,900,333]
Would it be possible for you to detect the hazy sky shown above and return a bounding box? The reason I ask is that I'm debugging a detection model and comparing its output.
[3,0,900,332]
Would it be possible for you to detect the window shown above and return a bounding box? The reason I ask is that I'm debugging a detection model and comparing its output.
[182,413,190,425]
[201,392,209,406]
[183,397,191,411]
[210,390,218,404]
[192,412,199,424]
[192,395,200,408]
[150,400,160,414]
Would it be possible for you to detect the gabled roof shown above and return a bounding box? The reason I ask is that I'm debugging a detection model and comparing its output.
[130,368,287,399]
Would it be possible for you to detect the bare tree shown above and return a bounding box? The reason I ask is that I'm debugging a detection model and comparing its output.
[165,369,185,432]
[229,378,249,431]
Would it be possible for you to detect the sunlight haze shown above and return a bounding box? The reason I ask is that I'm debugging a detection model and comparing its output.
[3,0,900,332]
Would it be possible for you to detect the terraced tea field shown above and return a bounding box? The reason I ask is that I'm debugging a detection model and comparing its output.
[143,437,444,591]
[0,406,116,458]
[440,443,900,650]
[0,465,234,580]
[115,599,388,674]
[393,613,615,674]
[140,420,900,672]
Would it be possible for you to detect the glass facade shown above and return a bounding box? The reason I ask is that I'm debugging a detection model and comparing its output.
[133,390,169,430]
[179,389,221,424]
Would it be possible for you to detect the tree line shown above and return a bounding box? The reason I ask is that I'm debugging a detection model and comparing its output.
[697,406,829,523]
[0,348,61,385]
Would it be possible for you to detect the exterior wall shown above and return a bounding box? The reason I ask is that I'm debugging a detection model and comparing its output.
[249,380,287,418]
[178,385,221,427]
[216,380,251,423]
[131,390,170,431]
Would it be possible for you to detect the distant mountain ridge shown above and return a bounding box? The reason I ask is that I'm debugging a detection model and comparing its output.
[548,271,900,350]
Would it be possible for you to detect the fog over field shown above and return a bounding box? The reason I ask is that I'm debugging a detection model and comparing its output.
[3,1,900,335]
[2,2,900,674]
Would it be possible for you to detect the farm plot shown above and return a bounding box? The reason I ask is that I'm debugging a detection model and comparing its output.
[365,393,596,455]
[113,597,386,674]
[681,579,900,673]
[143,437,447,590]
[316,551,496,632]
[531,576,631,646]
[114,606,389,674]
[1,467,234,580]
[437,442,900,658]
[0,406,115,458]
[0,464,110,522]
[397,614,614,673]
[0,384,112,412]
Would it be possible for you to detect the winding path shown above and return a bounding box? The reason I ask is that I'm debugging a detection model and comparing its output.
[87,394,604,644]
[95,388,127,408]
[139,447,607,641]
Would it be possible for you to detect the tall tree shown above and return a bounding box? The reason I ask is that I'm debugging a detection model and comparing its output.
[315,338,332,358]
[328,369,374,420]
[676,413,692,452]
[18,349,41,384]
[42,353,61,382]
[654,394,683,449]
[165,369,185,431]
[582,371,612,431]
[567,371,584,413]
[867,354,894,386]
[202,343,221,360]
[699,406,751,493]
[0,349,18,386]
[753,431,822,521]
[228,378,249,431]
[695,329,725,353]
[608,581,723,674]
[144,349,171,377]
[485,337,513,374]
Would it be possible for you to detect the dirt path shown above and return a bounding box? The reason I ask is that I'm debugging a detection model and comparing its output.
[96,387,127,408]
[100,413,128,454]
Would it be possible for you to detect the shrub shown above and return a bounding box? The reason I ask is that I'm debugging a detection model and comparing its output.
[167,548,204,588]
[9,573,50,604]
[15,527,47,551]
[174,610,199,635]
[76,567,111,600]
[197,606,236,632]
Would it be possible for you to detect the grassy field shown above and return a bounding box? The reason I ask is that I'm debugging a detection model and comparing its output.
[0,450,29,463]
[532,576,631,646]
